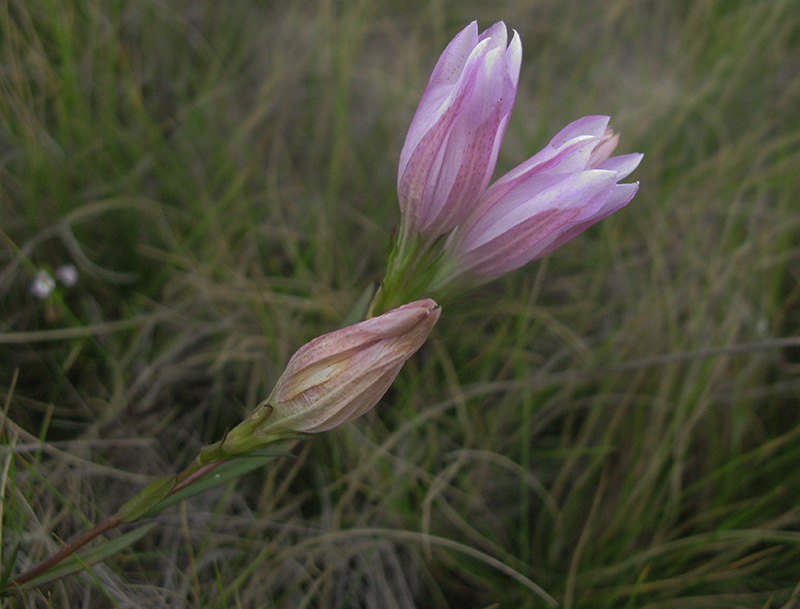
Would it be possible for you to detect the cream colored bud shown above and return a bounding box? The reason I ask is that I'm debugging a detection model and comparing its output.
[262,299,440,433]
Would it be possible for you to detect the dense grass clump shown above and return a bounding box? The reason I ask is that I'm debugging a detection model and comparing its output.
[2,0,800,607]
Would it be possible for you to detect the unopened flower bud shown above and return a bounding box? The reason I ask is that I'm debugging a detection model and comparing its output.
[266,299,440,433]
[210,300,441,459]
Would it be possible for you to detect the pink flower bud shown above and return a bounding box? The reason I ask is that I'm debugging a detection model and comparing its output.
[442,116,642,283]
[398,21,521,240]
[261,299,440,434]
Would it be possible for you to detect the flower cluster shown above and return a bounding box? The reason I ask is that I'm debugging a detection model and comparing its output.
[374,21,642,313]
[199,21,643,445]
[205,21,643,446]
[30,265,78,299]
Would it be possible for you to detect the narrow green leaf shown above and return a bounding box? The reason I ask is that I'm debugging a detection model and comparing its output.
[117,474,177,523]
[0,543,21,589]
[14,524,156,592]
[141,449,288,518]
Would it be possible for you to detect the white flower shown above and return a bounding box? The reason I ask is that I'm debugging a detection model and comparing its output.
[31,270,56,299]
[56,264,78,287]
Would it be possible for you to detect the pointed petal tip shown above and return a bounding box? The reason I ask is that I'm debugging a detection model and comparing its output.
[506,30,522,84]
[596,152,644,180]
[480,21,508,42]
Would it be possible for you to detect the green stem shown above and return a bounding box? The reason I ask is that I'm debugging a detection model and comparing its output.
[370,229,435,316]
[7,459,226,593]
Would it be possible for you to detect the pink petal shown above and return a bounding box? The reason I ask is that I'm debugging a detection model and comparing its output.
[505,31,522,88]
[475,181,638,278]
[417,47,518,233]
[595,153,644,180]
[586,130,619,167]
[595,181,640,216]
[398,37,489,182]
[483,134,599,204]
[489,117,612,190]
[456,170,618,276]
[428,22,479,88]
[398,23,523,237]
[550,115,610,146]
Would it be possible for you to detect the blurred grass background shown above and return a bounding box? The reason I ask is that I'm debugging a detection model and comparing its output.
[2,0,800,607]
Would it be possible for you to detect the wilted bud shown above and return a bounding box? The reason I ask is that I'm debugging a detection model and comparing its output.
[211,300,440,459]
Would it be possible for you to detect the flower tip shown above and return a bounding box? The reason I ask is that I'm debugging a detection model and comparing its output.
[506,30,523,84]
[627,153,645,175]
[588,129,620,167]
[461,21,479,39]
[393,298,440,317]
[418,297,440,312]
[406,298,442,329]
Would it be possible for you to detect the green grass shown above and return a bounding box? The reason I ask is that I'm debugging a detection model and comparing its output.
[2,0,800,607]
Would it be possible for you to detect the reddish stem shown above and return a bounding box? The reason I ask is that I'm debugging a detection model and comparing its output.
[10,514,121,590]
[8,459,226,594]
[173,460,225,493]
